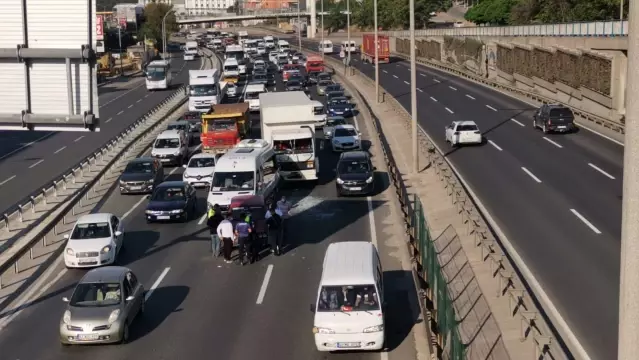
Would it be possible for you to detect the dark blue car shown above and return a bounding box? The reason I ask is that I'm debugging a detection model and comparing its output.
[145,181,197,223]
[327,98,354,117]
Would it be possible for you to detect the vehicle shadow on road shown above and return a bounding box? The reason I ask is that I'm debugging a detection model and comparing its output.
[129,285,190,342]
[117,230,162,267]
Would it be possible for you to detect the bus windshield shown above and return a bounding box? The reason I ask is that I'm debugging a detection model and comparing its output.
[146,67,167,81]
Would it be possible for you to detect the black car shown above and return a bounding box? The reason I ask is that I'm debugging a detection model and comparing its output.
[318,72,332,83]
[145,181,198,223]
[335,151,375,196]
[307,71,320,84]
[286,80,304,91]
[289,74,306,86]
[325,84,343,95]
[120,157,164,194]
[532,104,575,133]
[252,74,269,86]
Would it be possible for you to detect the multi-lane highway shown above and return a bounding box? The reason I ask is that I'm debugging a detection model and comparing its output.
[0,54,204,216]
[0,52,421,360]
[288,35,623,359]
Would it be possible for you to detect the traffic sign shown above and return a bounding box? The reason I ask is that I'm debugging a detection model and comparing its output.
[96,15,104,40]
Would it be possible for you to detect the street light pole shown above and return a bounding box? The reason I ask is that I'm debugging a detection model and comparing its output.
[321,0,324,60]
[618,0,639,356]
[162,9,176,60]
[297,0,302,50]
[621,0,625,20]
[118,26,123,75]
[346,0,350,75]
[374,0,379,102]
[409,0,418,173]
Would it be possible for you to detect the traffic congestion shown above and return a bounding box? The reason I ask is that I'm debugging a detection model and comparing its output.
[0,29,420,360]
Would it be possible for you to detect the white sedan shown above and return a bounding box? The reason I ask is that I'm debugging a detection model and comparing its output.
[445,120,482,146]
[331,124,362,152]
[182,153,216,188]
[63,213,124,268]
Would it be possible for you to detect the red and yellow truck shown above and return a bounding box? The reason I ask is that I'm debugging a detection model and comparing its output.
[361,34,390,64]
[305,54,324,73]
[201,103,250,154]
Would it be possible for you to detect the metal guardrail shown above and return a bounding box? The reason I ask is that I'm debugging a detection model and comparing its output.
[295,42,576,359]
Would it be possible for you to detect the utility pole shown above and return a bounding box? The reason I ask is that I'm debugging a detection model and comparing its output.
[618,0,639,359]
[373,0,379,102]
[346,0,350,75]
[297,0,302,50]
[621,0,625,20]
[321,0,324,60]
[409,0,418,173]
[118,26,123,75]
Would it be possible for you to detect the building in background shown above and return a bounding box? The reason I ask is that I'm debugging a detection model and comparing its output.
[138,0,186,14]
[184,0,234,15]
[242,0,300,10]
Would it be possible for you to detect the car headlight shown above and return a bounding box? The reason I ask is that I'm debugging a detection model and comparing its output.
[183,173,191,179]
[147,179,154,184]
[312,327,335,334]
[66,248,74,256]
[325,131,331,136]
[170,209,184,214]
[101,245,112,253]
[108,309,120,324]
[63,310,71,324]
[363,324,384,333]
[173,151,181,156]
[354,139,360,144]
[366,176,374,184]
[336,178,344,184]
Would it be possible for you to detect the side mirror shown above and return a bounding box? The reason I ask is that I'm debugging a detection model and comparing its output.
[62,297,69,302]
[114,230,123,237]
[310,303,316,313]
[125,295,135,302]
[182,164,187,168]
[63,234,70,239]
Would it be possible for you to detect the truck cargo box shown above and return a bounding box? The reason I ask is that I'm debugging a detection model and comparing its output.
[361,34,390,64]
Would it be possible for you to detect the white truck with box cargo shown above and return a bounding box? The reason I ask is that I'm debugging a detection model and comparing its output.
[184,41,198,61]
[188,69,226,112]
[260,91,319,181]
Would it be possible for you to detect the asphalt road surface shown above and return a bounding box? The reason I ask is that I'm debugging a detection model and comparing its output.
[0,53,421,360]
[288,35,624,360]
[0,54,203,215]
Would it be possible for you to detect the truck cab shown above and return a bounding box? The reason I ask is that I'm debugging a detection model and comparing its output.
[188,69,221,112]
[201,102,250,155]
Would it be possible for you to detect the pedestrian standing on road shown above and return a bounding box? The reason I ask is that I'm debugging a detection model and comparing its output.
[235,212,253,265]
[265,204,283,256]
[207,204,224,257]
[217,213,235,264]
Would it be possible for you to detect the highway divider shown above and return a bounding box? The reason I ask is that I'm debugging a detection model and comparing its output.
[0,49,217,315]
[292,42,580,359]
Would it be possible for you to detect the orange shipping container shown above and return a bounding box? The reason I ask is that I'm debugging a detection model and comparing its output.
[361,34,390,64]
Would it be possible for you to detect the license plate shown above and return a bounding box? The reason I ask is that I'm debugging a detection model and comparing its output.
[557,126,566,129]
[349,187,362,191]
[130,186,142,190]
[156,215,170,220]
[78,259,95,264]
[337,342,360,348]
[78,334,99,341]
[335,112,343,115]
[160,159,171,162]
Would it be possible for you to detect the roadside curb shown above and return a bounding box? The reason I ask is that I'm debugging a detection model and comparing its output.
[98,70,143,88]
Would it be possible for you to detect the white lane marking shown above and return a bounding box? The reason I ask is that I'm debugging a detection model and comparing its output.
[445,107,454,114]
[417,88,423,93]
[433,79,440,83]
[383,70,388,74]
[465,94,475,100]
[570,209,602,234]
[430,97,437,102]
[396,64,401,67]
[256,264,274,304]
[403,80,409,85]
[127,104,134,109]
[511,118,525,127]
[198,213,207,225]
[0,175,16,185]
[393,75,398,79]
[488,140,502,151]
[0,133,53,161]
[588,163,616,180]
[448,86,457,91]
[105,117,113,123]
[521,167,542,183]
[367,197,378,248]
[99,82,146,108]
[543,137,563,149]
[144,94,150,98]
[54,146,66,154]
[420,73,426,77]
[136,99,142,103]
[486,105,498,111]
[116,110,124,116]
[122,196,148,220]
[145,267,171,301]
[74,136,84,142]
[28,159,44,169]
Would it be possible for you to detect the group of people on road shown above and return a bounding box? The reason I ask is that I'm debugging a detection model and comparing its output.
[206,197,292,265]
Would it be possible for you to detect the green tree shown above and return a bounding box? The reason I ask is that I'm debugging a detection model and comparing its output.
[139,2,177,50]
[465,0,516,25]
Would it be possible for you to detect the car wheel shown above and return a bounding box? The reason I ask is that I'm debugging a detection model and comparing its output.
[119,322,130,344]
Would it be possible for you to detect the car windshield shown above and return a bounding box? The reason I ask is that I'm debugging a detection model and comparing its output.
[188,157,216,168]
[287,80,301,87]
[457,124,478,131]
[326,117,346,126]
[317,285,380,312]
[319,80,332,87]
[167,124,188,131]
[314,106,324,115]
[334,128,357,137]
[273,137,314,154]
[245,92,260,100]
[211,171,255,191]
[190,84,217,96]
[152,187,186,201]
[70,282,122,307]
[124,161,153,174]
[71,222,111,239]
[208,118,236,131]
[254,75,267,81]
[224,65,239,72]
[339,160,371,174]
[154,138,180,148]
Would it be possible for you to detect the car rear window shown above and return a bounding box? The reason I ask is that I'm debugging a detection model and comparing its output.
[549,108,573,118]
[458,124,478,131]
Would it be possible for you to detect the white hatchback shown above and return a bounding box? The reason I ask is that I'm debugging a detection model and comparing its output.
[445,120,482,146]
[182,153,216,188]
[63,213,124,268]
[331,124,361,152]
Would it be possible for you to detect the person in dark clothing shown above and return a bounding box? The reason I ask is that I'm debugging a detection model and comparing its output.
[235,212,253,265]
[265,204,283,256]
[206,204,224,257]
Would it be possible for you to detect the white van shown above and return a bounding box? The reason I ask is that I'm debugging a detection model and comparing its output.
[341,40,358,53]
[223,58,240,77]
[244,83,267,112]
[312,241,385,352]
[151,129,189,166]
[277,40,290,51]
[311,100,327,128]
[318,40,334,54]
[207,139,280,211]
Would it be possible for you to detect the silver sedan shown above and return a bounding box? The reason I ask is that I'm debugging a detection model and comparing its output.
[59,266,145,345]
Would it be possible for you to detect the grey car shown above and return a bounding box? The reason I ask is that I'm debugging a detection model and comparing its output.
[60,266,145,345]
[316,80,334,96]
[323,116,347,139]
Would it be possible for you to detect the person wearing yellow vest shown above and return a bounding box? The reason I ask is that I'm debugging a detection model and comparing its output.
[206,204,224,257]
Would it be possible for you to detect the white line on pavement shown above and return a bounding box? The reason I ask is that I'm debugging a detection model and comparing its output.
[146,267,171,301]
[433,79,441,83]
[74,136,84,142]
[117,110,124,116]
[430,97,438,102]
[256,264,274,304]
[0,175,16,186]
[105,117,113,123]
[403,80,409,85]
[570,209,602,234]
[122,196,148,220]
[445,107,454,114]
[383,70,388,73]
[128,104,134,109]
[465,94,475,100]
[28,159,44,169]
[521,167,542,183]
[144,94,150,98]
[488,140,502,151]
[542,137,563,149]
[449,86,457,91]
[99,82,146,108]
[393,75,398,79]
[588,163,616,180]
[417,88,423,92]
[510,118,525,127]
[54,146,66,154]
[486,105,498,111]
[198,213,207,225]
[136,99,142,103]
[420,73,426,77]
[0,133,53,162]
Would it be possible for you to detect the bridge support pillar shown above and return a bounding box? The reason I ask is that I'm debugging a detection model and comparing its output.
[308,0,316,38]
